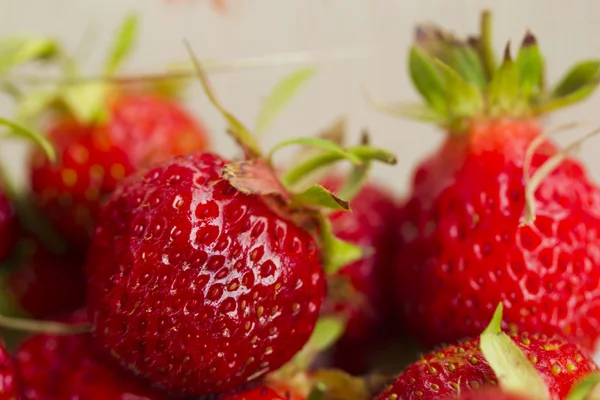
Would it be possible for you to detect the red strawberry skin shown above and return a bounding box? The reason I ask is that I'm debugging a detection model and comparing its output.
[86,152,326,396]
[449,388,533,400]
[395,120,600,351]
[374,331,598,400]
[223,386,290,400]
[0,190,17,263]
[15,310,169,400]
[320,177,397,373]
[5,239,86,318]
[0,339,19,399]
[30,94,209,248]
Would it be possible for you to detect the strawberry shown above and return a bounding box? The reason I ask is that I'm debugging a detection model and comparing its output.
[15,310,170,400]
[2,237,86,319]
[447,388,534,400]
[0,190,17,263]
[85,57,396,397]
[379,13,600,350]
[319,176,398,374]
[374,308,598,400]
[0,339,19,399]
[25,16,209,249]
[223,386,293,400]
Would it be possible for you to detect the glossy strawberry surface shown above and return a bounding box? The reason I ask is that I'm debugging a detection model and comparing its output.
[15,310,169,400]
[86,152,326,396]
[447,388,534,400]
[374,330,598,400]
[395,119,600,351]
[30,94,209,248]
[223,386,290,400]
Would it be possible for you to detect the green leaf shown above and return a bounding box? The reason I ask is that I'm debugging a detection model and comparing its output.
[269,137,362,165]
[435,59,484,121]
[16,89,59,123]
[566,373,600,400]
[0,36,59,75]
[516,32,544,100]
[104,13,139,75]
[450,44,487,89]
[185,42,263,158]
[61,82,110,125]
[480,303,550,400]
[551,60,600,98]
[291,185,350,211]
[0,118,55,162]
[290,316,346,370]
[318,215,366,274]
[488,56,521,116]
[255,67,317,136]
[408,46,447,115]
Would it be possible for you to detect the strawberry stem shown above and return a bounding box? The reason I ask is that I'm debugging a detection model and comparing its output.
[185,42,263,159]
[522,127,600,225]
[480,10,497,80]
[0,314,90,335]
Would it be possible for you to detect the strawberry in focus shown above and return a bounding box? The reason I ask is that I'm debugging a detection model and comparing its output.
[86,152,326,396]
[85,55,396,397]
[374,330,598,400]
[15,310,170,400]
[384,13,600,351]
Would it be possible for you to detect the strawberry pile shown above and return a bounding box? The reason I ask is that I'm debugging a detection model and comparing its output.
[0,10,598,400]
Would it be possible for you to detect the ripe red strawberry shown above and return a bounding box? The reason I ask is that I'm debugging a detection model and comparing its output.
[0,339,19,399]
[15,310,170,400]
[0,189,16,263]
[386,14,600,350]
[30,93,209,249]
[223,386,293,400]
[320,176,398,374]
[2,238,86,319]
[85,55,396,397]
[447,388,533,400]
[374,331,598,400]
[86,152,326,396]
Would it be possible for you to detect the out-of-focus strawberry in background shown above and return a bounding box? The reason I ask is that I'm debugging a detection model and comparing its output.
[0,0,598,192]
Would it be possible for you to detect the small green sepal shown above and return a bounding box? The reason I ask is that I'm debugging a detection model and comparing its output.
[480,303,550,400]
[290,185,350,212]
[104,13,139,75]
[408,46,447,115]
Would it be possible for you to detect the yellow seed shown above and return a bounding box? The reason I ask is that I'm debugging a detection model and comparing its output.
[447,363,456,372]
[407,378,415,384]
[567,363,575,372]
[110,163,126,180]
[428,366,438,375]
[415,391,423,397]
[292,303,300,312]
[470,357,479,365]
[470,380,481,389]
[450,382,460,390]
[575,354,583,363]
[61,169,78,187]
[388,395,398,400]
[520,337,531,346]
[246,357,254,366]
[436,352,445,359]
[431,383,440,391]
[257,306,264,318]
[551,364,561,375]
[457,348,465,353]
[529,355,538,364]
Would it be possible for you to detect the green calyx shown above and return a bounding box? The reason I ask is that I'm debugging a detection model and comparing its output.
[186,45,396,275]
[480,303,550,400]
[16,13,143,127]
[379,11,600,132]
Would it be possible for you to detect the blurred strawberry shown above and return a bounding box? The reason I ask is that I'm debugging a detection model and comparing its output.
[320,176,398,374]
[24,15,210,249]
[0,190,17,263]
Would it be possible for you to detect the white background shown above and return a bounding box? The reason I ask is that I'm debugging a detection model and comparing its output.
[1,0,599,194]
